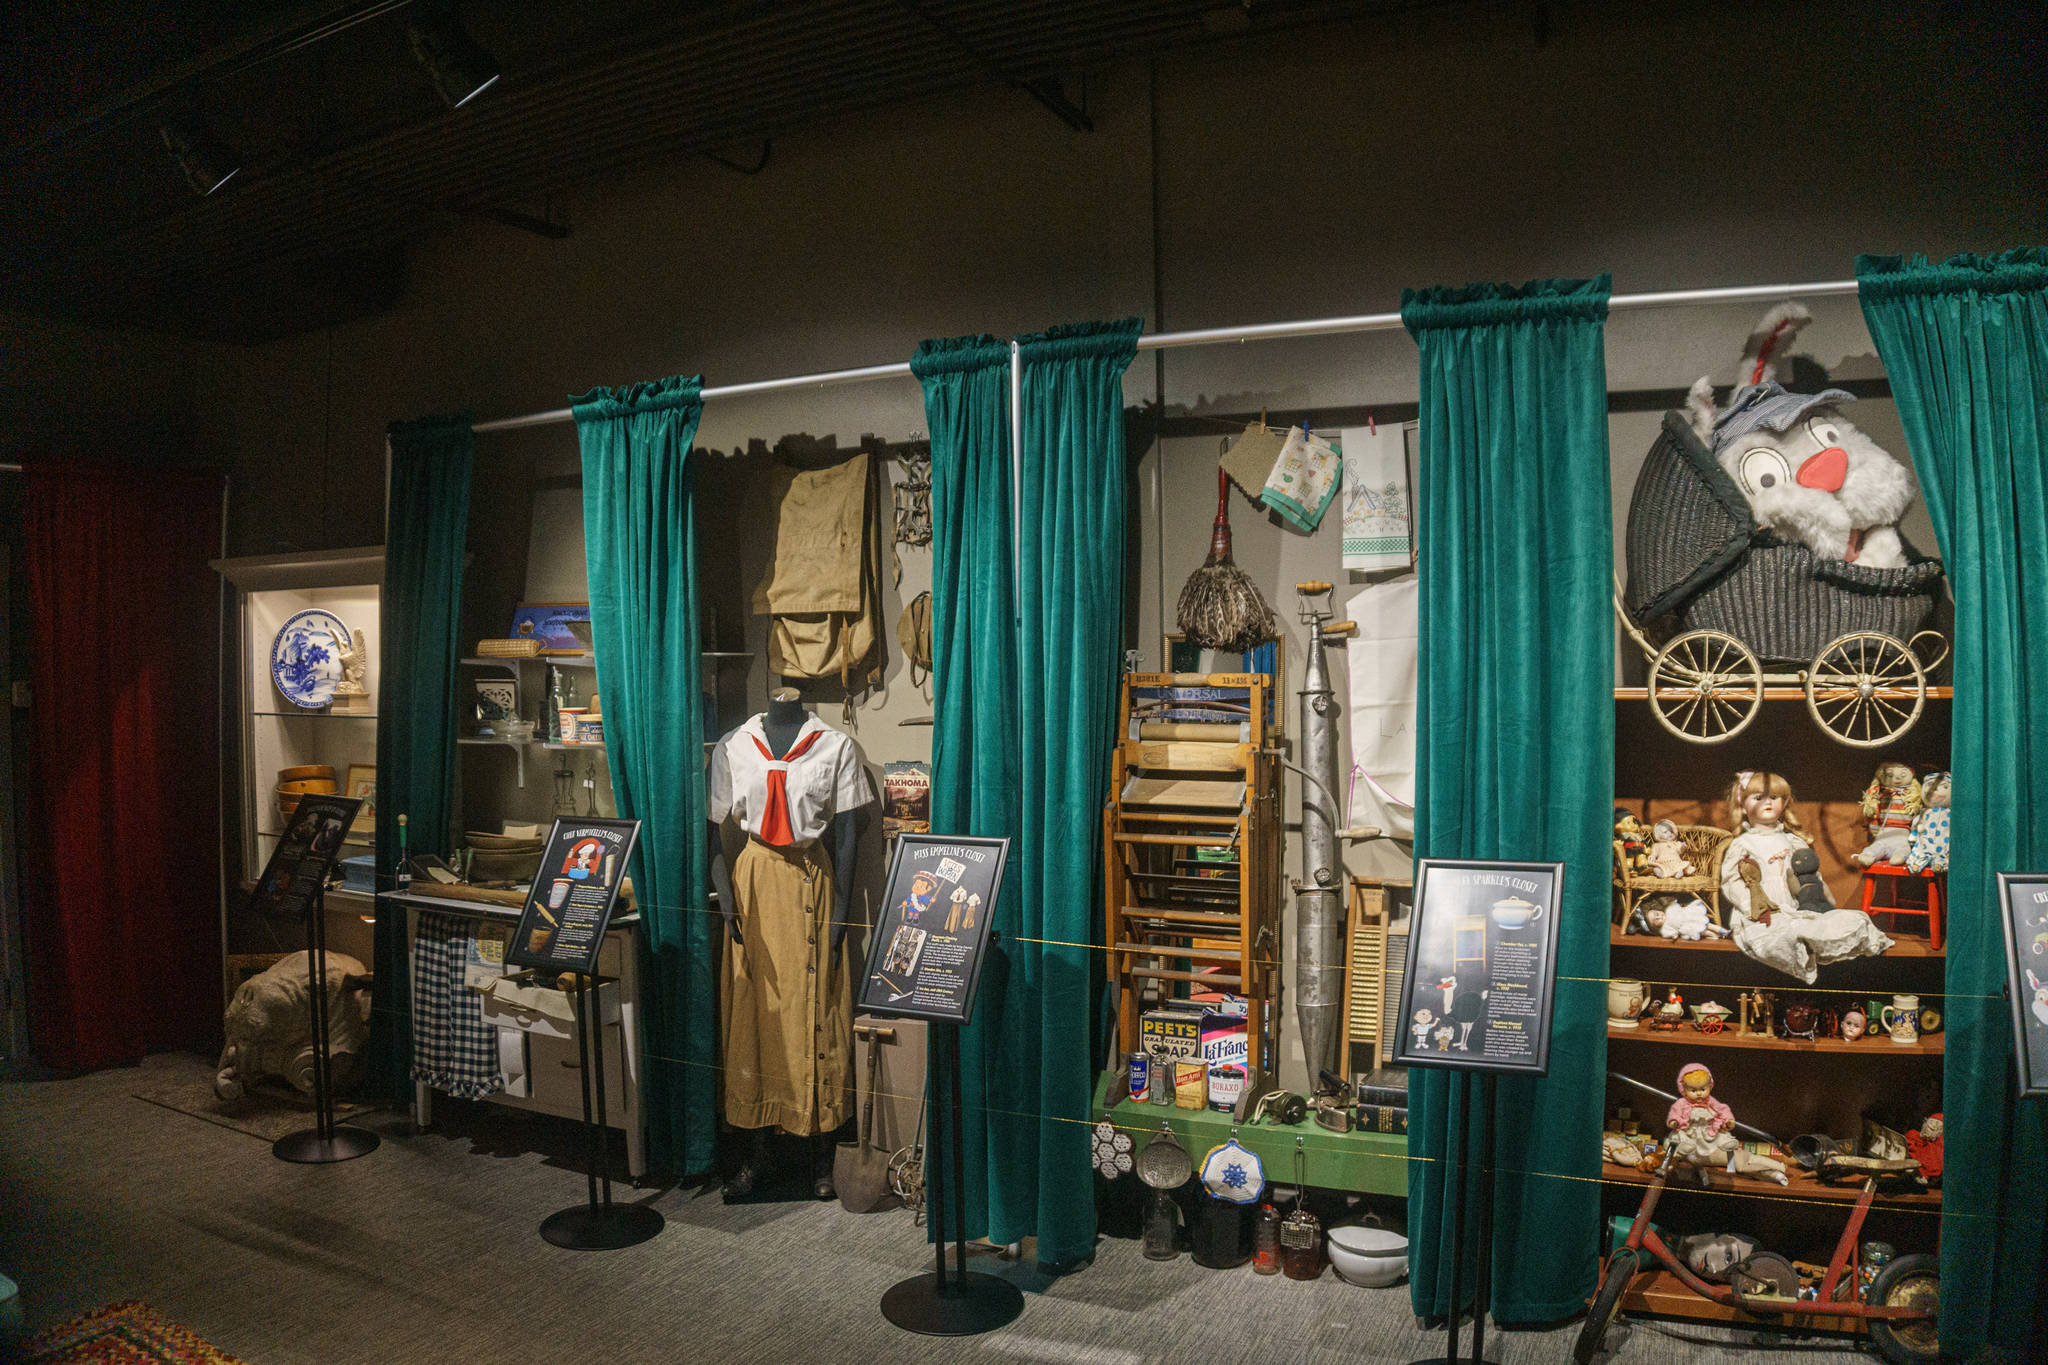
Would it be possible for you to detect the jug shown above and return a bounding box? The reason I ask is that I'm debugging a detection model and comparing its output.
[1880,994,1921,1046]
[1607,978,1648,1029]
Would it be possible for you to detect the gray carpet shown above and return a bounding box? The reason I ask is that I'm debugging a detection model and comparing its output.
[0,1054,1868,1364]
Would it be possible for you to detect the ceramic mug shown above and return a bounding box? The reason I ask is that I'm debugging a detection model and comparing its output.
[1491,896,1544,930]
[1880,993,1921,1046]
[1607,978,1648,1028]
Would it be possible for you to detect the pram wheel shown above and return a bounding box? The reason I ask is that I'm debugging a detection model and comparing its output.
[1648,630,1762,744]
[1804,631,1925,749]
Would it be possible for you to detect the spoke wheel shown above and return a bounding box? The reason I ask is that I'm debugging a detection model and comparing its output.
[1648,630,1763,744]
[1866,1252,1940,1365]
[1574,1249,1638,1365]
[1805,632,1925,748]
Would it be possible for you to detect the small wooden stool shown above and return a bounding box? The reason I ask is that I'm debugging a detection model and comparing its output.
[1859,862,1944,950]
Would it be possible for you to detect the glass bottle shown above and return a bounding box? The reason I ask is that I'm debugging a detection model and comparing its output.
[1280,1205,1324,1280]
[546,665,563,743]
[1141,1187,1181,1261]
[1252,1203,1281,1274]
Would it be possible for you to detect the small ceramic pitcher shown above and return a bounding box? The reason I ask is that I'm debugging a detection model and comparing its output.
[1608,978,1648,1029]
[1880,993,1921,1046]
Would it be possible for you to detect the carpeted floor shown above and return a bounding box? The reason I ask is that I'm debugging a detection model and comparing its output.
[0,1054,1870,1364]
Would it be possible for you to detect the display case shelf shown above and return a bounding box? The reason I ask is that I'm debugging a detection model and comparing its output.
[1607,1024,1942,1056]
[1609,927,1942,959]
[1600,1161,1941,1208]
[1610,1264,1868,1335]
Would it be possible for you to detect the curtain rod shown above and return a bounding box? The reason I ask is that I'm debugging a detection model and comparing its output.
[470,278,1861,435]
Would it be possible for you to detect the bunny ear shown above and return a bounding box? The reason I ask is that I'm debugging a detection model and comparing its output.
[1685,376,1719,445]
[1738,302,1813,389]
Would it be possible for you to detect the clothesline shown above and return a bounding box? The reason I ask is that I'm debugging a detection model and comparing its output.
[467,278,1863,435]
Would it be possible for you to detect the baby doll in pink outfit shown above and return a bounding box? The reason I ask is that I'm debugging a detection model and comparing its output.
[1666,1062,1788,1185]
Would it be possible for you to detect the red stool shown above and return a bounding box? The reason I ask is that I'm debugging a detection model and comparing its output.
[1860,862,1944,950]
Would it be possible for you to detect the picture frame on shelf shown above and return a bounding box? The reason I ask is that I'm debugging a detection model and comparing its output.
[344,764,377,837]
[1995,872,2048,1097]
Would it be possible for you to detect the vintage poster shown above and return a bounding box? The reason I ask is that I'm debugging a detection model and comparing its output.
[858,834,1009,1024]
[1391,859,1565,1076]
[504,817,640,976]
[1998,873,2048,1097]
[247,794,364,923]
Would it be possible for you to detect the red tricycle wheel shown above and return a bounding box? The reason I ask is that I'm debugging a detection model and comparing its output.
[1575,1249,1638,1365]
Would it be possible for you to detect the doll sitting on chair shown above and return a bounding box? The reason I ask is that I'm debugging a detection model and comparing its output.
[1645,820,1697,879]
[1667,1062,1787,1186]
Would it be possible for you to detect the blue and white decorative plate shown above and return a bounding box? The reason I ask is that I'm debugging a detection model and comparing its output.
[272,609,350,708]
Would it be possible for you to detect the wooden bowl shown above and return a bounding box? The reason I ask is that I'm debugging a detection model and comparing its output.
[277,764,337,783]
[469,848,544,883]
[276,777,339,795]
[464,831,546,851]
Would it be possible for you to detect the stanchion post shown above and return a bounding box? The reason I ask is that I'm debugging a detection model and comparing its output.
[272,882,380,1164]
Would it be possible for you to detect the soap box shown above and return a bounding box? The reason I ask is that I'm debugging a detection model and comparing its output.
[1140,1007,1204,1061]
[1200,1011,1249,1071]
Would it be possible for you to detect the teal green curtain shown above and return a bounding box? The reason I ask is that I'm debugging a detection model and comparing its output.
[371,412,474,1103]
[915,333,1019,1251]
[1858,248,2048,1359]
[571,375,716,1176]
[1402,278,1613,1322]
[916,318,1139,1268]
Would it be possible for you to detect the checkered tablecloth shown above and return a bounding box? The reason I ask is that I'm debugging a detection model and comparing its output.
[410,909,504,1099]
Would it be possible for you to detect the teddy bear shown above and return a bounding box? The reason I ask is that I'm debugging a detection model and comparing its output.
[1645,819,1697,879]
[1684,303,1918,569]
[1905,770,1952,874]
[1614,808,1651,875]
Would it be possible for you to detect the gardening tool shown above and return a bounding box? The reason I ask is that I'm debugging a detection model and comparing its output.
[1175,467,1277,652]
[836,1025,899,1213]
[887,1074,928,1222]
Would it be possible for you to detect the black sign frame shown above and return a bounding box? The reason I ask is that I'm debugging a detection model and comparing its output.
[1996,871,2048,1099]
[858,833,1010,1024]
[248,793,364,923]
[503,817,641,976]
[1389,857,1565,1077]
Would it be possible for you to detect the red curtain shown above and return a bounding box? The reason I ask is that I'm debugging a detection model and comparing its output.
[23,462,223,1070]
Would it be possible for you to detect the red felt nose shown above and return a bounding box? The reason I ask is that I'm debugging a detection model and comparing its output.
[1797,446,1848,492]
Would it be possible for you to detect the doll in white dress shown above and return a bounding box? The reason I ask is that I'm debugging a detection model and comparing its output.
[1721,770,1892,983]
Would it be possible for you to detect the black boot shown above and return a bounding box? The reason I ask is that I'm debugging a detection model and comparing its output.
[724,1128,771,1200]
[813,1134,837,1201]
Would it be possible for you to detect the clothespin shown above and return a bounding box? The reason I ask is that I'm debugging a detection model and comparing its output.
[1367,409,1377,436]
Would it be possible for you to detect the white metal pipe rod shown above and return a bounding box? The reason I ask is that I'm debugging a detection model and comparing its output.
[470,279,1863,434]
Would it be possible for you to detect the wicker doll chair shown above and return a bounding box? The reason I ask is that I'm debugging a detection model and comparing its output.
[1613,825,1732,928]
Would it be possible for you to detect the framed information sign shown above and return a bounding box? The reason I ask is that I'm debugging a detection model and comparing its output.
[858,834,1009,1024]
[1389,858,1565,1076]
[504,817,640,976]
[248,794,364,923]
[1997,872,2048,1098]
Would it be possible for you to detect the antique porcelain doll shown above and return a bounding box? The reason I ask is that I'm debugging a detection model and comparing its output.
[1722,770,1893,982]
[1852,762,1922,867]
[1666,1062,1788,1185]
[1645,819,1697,879]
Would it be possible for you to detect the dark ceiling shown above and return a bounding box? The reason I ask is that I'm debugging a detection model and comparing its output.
[1,1,1415,344]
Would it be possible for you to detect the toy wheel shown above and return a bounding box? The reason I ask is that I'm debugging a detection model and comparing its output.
[1648,630,1763,744]
[1806,632,1925,748]
[1574,1248,1637,1365]
[1696,1016,1725,1035]
[1729,1250,1799,1316]
[1866,1252,1940,1365]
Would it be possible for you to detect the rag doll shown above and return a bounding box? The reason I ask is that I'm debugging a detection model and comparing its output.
[1723,770,1894,982]
[1645,819,1697,879]
[1666,1062,1788,1185]
[1905,770,1952,874]
[1659,896,1727,941]
[1789,846,1834,915]
[1852,761,1922,868]
[1685,303,1918,568]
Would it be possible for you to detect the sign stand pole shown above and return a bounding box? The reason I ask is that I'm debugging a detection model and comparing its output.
[540,971,663,1249]
[880,1021,1023,1335]
[274,882,381,1163]
[1407,1069,1497,1365]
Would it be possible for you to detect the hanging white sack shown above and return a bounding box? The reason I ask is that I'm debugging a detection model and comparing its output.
[1340,423,1413,572]
[1344,574,1418,839]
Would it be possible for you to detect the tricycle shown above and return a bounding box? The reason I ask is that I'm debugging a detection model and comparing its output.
[1575,1138,1939,1365]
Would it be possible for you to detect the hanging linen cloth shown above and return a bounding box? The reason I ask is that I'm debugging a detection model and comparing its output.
[709,714,872,1135]
[410,910,505,1100]
[1340,422,1413,571]
[751,451,884,690]
[1344,573,1418,839]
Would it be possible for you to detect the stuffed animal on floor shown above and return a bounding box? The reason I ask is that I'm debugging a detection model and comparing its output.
[1645,819,1697,878]
[216,951,372,1101]
[1685,303,1917,568]
[1906,770,1952,873]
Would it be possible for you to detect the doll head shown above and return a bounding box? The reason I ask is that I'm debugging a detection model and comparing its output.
[1643,904,1667,931]
[1678,1063,1714,1103]
[1728,770,1802,833]
[1919,771,1952,810]
[1860,762,1922,821]
[1651,818,1679,842]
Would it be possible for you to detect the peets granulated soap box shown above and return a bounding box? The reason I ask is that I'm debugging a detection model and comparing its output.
[1141,1006,1204,1060]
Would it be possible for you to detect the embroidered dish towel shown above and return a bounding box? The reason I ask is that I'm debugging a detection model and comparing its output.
[1262,426,1341,532]
[1340,423,1412,571]
[1344,574,1418,839]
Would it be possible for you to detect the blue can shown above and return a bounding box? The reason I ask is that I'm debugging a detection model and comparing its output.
[1127,1050,1149,1100]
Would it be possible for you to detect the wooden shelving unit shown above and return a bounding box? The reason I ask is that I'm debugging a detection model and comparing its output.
[1613,686,1953,702]
[1600,1161,1941,1209]
[1610,926,1942,958]
[1607,1024,1944,1057]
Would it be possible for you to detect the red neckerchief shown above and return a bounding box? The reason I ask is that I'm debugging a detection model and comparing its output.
[750,726,826,846]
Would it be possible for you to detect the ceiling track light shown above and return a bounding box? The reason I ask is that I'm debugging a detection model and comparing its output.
[408,13,502,110]
[160,117,240,196]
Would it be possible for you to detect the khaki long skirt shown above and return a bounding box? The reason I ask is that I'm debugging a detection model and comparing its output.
[721,837,852,1135]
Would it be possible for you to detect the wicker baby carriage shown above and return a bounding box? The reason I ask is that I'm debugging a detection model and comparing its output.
[1619,411,1948,747]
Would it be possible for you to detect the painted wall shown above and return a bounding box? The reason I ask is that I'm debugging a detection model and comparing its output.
[14,0,2038,1085]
